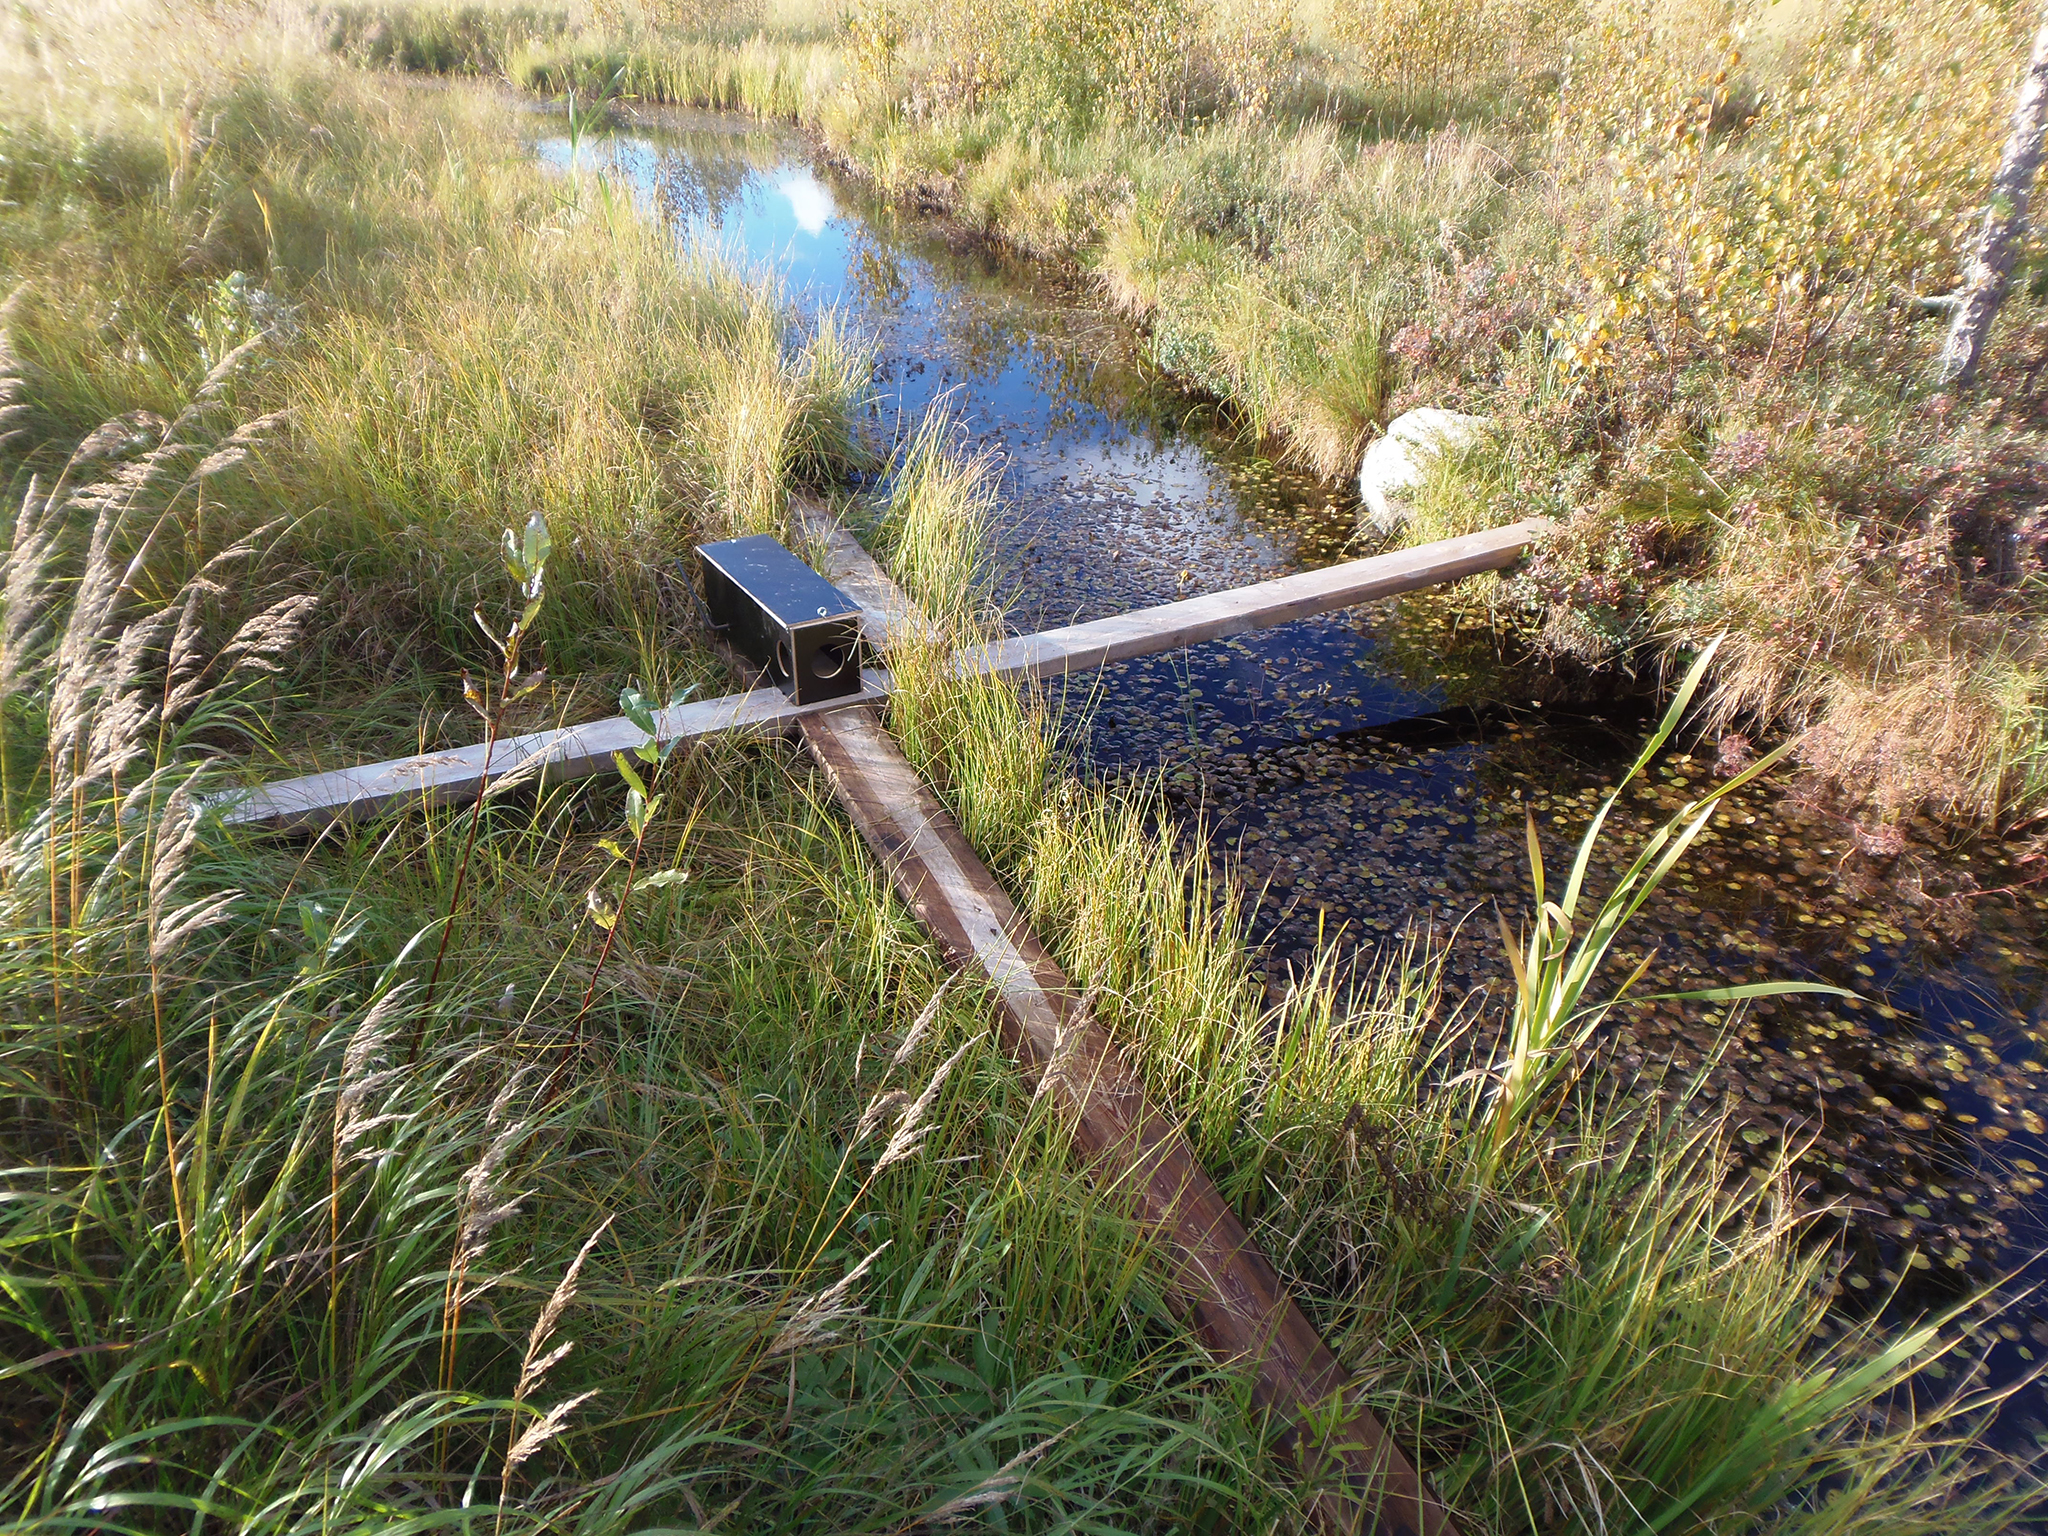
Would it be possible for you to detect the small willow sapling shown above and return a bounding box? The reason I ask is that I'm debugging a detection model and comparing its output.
[574,680,698,1038]
[421,510,552,1020]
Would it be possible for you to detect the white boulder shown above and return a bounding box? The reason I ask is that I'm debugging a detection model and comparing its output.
[1357,408,1494,533]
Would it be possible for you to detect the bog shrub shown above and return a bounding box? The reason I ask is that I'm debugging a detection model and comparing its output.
[860,0,1296,127]
[1325,0,1580,119]
[323,3,572,73]
[1552,1,2030,376]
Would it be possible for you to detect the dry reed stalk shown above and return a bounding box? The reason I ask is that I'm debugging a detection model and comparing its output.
[918,1432,1063,1524]
[888,973,955,1068]
[873,1036,974,1173]
[0,342,308,1273]
[329,983,413,1371]
[494,1218,613,1516]
[1031,981,1097,1106]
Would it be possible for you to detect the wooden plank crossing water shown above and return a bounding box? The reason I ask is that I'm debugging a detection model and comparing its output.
[800,702,1457,1536]
[218,519,1544,830]
[965,519,1544,685]
[795,510,1462,1533]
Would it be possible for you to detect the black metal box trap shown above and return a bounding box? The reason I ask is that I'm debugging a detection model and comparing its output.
[696,535,865,705]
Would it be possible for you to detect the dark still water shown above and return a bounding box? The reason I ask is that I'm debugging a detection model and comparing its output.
[543,110,2048,1444]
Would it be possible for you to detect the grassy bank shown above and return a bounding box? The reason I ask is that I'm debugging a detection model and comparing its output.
[2,1,2044,1530]
[847,0,2048,828]
[2,0,871,764]
[0,8,1266,1525]
[341,0,2048,827]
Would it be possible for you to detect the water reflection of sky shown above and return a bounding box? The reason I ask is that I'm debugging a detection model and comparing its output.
[543,119,1436,759]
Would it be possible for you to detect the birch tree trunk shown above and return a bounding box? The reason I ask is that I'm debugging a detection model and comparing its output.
[1940,11,2048,388]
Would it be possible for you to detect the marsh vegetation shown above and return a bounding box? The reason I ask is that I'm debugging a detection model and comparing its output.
[376,0,2048,826]
[3,0,2047,1531]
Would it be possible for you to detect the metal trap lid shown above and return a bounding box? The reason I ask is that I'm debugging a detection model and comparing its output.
[696,534,861,631]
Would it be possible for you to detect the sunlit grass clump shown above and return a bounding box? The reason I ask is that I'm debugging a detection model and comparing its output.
[863,402,2046,1532]
[0,1,866,745]
[0,388,1272,1529]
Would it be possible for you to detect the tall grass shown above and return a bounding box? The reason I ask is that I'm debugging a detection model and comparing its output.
[869,411,1054,862]
[863,377,2046,1531]
[4,5,2044,1531]
[1479,637,1861,1165]
[0,6,866,747]
[0,17,1270,1526]
[0,390,1275,1529]
[7,396,2038,1524]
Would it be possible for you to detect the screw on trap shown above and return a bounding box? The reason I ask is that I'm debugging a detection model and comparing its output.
[696,534,866,706]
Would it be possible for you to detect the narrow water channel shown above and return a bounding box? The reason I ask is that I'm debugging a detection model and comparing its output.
[545,109,2048,1444]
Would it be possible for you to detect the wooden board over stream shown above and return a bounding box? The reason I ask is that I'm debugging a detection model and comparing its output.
[790,509,1462,1534]
[219,519,1544,831]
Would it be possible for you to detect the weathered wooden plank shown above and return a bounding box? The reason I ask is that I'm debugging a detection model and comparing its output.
[218,674,892,831]
[966,519,1544,684]
[216,520,1543,830]
[790,497,933,651]
[795,506,1457,1534]
[799,703,1458,1536]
